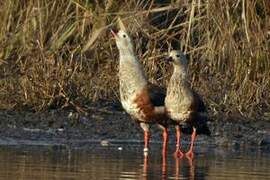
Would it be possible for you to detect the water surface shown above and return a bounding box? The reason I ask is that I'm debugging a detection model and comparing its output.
[0,144,269,180]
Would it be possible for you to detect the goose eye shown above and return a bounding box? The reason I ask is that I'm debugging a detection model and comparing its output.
[123,34,126,38]
[176,54,180,58]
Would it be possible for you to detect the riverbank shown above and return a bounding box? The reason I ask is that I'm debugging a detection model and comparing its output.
[0,102,269,150]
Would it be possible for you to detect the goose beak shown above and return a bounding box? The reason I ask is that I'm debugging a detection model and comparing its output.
[110,28,118,38]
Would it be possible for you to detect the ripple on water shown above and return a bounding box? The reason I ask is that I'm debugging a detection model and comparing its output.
[0,145,269,180]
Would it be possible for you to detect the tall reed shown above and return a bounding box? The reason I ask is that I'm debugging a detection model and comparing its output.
[0,0,269,119]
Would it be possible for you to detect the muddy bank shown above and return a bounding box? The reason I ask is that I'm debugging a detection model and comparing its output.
[0,102,269,150]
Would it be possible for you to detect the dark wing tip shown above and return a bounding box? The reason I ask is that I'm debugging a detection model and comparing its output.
[147,83,166,107]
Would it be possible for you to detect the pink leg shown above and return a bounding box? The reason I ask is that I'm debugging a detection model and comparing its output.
[162,128,168,156]
[175,125,184,158]
[144,131,150,155]
[185,127,197,159]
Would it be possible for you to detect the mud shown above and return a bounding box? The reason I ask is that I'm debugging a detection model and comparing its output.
[0,101,269,150]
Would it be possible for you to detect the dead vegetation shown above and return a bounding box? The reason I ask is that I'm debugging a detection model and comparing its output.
[0,0,269,120]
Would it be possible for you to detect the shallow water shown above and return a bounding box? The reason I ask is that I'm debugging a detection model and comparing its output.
[0,144,269,180]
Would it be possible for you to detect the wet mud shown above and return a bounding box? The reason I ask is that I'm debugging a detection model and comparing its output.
[0,102,269,150]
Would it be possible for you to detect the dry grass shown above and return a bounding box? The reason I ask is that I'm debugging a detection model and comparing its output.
[0,0,269,120]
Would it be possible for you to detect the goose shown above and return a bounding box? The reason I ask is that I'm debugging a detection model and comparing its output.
[165,50,211,158]
[111,18,170,155]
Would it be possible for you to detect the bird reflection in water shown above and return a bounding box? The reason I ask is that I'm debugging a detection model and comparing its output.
[142,152,168,180]
[162,149,167,179]
[175,156,195,180]
[142,152,198,180]
[142,154,148,180]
